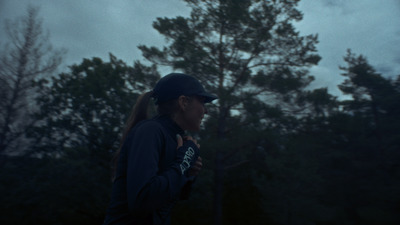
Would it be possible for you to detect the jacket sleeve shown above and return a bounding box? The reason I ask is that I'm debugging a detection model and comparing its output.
[180,178,195,200]
[126,121,198,215]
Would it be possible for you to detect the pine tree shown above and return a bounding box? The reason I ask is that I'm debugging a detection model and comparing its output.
[138,1,320,223]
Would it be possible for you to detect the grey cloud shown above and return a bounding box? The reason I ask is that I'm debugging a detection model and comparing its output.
[1,0,399,97]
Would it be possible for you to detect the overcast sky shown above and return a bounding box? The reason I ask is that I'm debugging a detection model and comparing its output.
[1,0,399,98]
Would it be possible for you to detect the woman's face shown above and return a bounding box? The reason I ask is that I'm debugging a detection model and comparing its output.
[181,96,208,131]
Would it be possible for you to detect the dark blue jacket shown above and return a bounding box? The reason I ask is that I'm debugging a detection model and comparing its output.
[104,115,199,225]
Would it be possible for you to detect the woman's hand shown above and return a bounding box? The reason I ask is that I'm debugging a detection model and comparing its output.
[176,135,200,149]
[188,156,202,177]
[176,134,202,177]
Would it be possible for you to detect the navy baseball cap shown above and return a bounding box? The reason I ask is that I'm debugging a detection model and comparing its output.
[152,73,217,104]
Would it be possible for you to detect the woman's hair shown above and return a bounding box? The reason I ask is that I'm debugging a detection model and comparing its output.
[111,91,153,180]
[111,91,181,181]
[121,91,154,145]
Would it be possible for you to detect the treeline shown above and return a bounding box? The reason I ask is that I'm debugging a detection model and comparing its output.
[1,2,400,225]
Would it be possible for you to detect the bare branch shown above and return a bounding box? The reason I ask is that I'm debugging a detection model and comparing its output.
[224,159,250,171]
[0,5,64,154]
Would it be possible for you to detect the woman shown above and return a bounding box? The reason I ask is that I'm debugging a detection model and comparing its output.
[103,73,217,225]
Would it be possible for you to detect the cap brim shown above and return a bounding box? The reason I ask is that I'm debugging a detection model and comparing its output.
[198,93,218,103]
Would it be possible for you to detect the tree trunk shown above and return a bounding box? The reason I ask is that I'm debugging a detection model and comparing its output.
[213,107,226,225]
[213,150,224,225]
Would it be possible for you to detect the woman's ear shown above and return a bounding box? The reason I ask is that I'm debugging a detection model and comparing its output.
[177,95,188,111]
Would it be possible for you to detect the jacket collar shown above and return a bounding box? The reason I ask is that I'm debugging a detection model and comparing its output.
[154,114,185,136]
